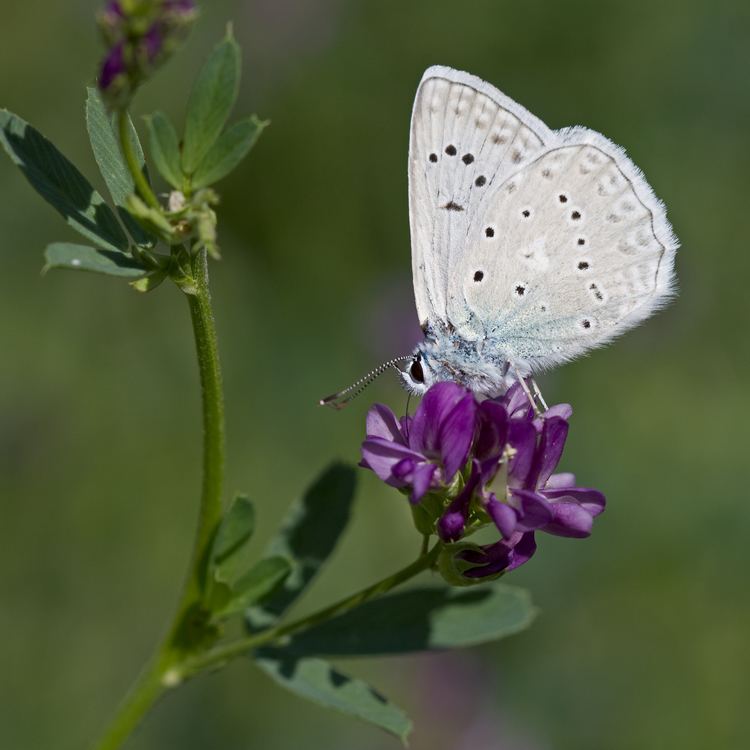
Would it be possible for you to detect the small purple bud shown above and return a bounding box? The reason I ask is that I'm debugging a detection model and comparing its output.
[164,0,197,13]
[142,23,164,62]
[99,42,126,91]
[438,512,466,543]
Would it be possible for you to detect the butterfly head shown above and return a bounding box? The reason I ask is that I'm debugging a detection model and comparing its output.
[402,332,521,398]
[400,351,430,395]
[400,344,458,395]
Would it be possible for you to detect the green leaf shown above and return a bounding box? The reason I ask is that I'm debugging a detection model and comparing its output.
[215,556,291,619]
[181,28,241,174]
[191,115,267,189]
[145,112,182,189]
[208,494,256,588]
[130,269,167,292]
[43,242,146,278]
[279,584,536,657]
[85,88,156,248]
[254,654,412,744]
[0,109,128,252]
[246,463,357,630]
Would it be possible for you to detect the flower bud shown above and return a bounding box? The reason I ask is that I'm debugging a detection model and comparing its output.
[437,542,503,586]
[96,0,198,106]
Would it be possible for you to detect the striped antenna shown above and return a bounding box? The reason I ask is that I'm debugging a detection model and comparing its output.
[319,356,413,410]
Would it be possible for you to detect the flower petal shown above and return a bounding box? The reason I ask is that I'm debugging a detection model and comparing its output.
[542,500,595,538]
[509,488,554,531]
[507,419,537,487]
[545,472,576,489]
[438,392,477,479]
[475,401,509,463]
[486,495,517,538]
[410,463,438,504]
[460,531,537,577]
[544,487,606,517]
[409,381,470,454]
[544,403,573,421]
[391,457,416,482]
[503,381,532,419]
[437,511,466,542]
[528,416,569,489]
[365,403,406,443]
[360,438,424,482]
[506,532,537,571]
[437,461,481,541]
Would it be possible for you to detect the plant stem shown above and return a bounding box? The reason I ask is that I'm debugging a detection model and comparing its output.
[180,542,442,678]
[117,110,161,210]
[92,251,226,750]
[91,650,173,750]
[183,248,226,594]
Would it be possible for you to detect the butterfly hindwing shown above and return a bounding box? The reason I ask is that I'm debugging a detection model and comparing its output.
[447,126,677,369]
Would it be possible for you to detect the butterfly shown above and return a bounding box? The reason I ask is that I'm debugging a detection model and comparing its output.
[322,66,677,408]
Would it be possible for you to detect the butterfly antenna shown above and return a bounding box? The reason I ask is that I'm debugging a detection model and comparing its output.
[319,356,413,410]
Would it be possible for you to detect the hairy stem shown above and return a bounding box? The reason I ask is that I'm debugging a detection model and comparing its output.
[92,251,226,750]
[94,123,227,749]
[183,248,226,593]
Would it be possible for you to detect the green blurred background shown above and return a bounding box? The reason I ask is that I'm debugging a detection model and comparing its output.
[1,0,748,748]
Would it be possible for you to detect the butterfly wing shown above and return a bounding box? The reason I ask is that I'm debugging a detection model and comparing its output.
[408,66,556,330]
[447,126,678,370]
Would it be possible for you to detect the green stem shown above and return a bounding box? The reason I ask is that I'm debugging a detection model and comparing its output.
[90,651,173,750]
[180,542,442,678]
[183,249,226,593]
[92,250,226,750]
[117,110,161,211]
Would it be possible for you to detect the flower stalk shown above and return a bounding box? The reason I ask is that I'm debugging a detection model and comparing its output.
[179,541,443,679]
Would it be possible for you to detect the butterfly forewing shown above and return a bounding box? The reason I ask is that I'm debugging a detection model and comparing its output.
[408,66,554,329]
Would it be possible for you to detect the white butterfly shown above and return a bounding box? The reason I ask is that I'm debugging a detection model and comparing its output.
[322,66,678,408]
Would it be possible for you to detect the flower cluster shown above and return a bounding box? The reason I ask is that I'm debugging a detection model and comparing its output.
[360,381,605,582]
[97,0,197,104]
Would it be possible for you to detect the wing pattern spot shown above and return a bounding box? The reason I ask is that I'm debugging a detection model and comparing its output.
[443,201,464,212]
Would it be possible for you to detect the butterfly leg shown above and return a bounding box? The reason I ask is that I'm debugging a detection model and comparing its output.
[513,365,542,416]
[530,378,549,412]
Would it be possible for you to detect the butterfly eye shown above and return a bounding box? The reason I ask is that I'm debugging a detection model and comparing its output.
[409,358,425,384]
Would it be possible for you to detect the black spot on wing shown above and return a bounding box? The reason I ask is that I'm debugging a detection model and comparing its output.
[442,201,464,212]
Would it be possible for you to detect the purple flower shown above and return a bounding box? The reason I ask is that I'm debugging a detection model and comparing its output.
[458,532,538,578]
[360,382,476,503]
[104,1,123,18]
[142,23,164,61]
[96,0,198,102]
[360,380,606,582]
[99,42,126,91]
[164,0,196,12]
